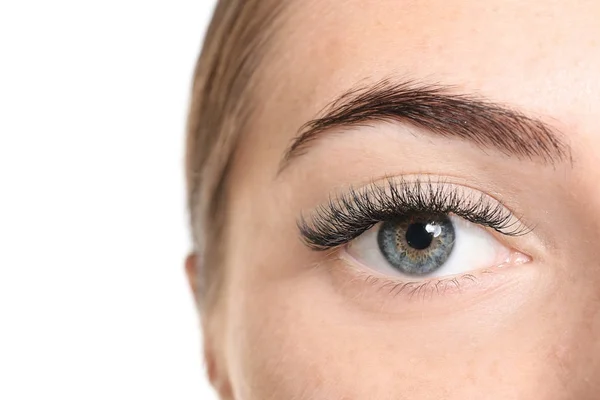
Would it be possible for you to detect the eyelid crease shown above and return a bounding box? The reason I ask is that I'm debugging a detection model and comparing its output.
[298,176,531,251]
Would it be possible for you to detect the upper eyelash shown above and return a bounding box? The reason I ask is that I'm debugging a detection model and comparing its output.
[298,177,530,250]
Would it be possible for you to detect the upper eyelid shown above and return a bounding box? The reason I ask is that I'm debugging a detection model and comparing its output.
[305,177,510,216]
[307,174,521,222]
[298,177,530,250]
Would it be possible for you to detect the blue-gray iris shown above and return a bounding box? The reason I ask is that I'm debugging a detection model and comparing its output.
[377,214,456,276]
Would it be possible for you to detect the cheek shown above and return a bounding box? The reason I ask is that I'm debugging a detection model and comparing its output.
[225,266,349,399]
[223,254,600,400]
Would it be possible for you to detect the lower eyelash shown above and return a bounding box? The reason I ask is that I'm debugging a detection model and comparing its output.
[298,177,529,250]
[375,274,477,299]
[355,268,488,302]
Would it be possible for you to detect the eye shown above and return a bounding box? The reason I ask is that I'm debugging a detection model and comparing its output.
[346,212,521,279]
[298,178,533,283]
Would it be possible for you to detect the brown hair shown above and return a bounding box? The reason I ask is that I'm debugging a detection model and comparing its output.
[186,1,286,308]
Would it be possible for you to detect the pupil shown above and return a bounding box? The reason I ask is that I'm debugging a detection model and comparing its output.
[405,222,434,250]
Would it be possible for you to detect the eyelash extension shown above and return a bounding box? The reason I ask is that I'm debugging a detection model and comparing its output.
[298,177,529,250]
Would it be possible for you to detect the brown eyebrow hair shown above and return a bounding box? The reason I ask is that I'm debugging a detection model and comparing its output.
[281,79,571,171]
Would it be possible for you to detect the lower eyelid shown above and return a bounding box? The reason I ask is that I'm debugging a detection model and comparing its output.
[325,253,528,313]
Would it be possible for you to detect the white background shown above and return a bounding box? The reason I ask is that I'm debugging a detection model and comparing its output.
[0,1,218,398]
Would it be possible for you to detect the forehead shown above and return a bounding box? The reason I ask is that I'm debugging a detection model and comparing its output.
[248,0,599,145]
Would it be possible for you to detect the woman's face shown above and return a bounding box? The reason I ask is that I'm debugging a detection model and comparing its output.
[202,1,600,398]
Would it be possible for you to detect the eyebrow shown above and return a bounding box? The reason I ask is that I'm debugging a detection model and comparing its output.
[279,79,571,172]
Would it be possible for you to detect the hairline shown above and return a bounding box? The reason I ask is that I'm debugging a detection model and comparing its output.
[186,0,289,308]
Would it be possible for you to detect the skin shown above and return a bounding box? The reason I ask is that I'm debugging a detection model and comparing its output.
[188,1,600,398]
